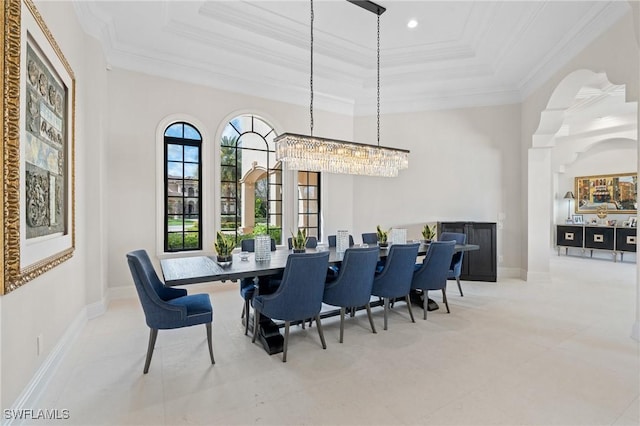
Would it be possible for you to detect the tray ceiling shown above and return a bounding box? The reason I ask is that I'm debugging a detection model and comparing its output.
[73,1,630,115]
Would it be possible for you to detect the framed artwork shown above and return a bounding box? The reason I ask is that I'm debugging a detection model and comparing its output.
[1,0,75,295]
[572,215,583,224]
[575,172,637,214]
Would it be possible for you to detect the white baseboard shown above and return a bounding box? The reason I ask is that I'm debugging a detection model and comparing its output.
[4,307,88,426]
[524,270,551,282]
[498,267,521,279]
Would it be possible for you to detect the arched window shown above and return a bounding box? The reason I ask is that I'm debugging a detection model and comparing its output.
[220,115,282,244]
[164,122,202,251]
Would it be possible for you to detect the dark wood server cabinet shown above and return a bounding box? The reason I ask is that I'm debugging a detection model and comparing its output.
[555,225,636,262]
[438,222,497,282]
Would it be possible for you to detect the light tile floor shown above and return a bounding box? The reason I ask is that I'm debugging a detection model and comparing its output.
[35,254,639,425]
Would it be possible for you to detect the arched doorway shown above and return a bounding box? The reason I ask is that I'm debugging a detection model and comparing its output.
[527,70,637,280]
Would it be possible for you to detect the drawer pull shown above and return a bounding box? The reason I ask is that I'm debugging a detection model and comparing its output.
[564,232,574,241]
[593,234,604,243]
[627,236,636,245]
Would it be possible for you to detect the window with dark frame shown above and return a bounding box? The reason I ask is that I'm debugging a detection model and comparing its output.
[164,122,202,252]
[297,170,321,239]
[220,115,282,245]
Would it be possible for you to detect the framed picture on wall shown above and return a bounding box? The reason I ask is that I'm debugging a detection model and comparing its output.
[572,215,583,224]
[575,172,637,214]
[1,0,76,295]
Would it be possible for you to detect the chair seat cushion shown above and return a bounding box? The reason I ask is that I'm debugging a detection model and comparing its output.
[167,294,213,327]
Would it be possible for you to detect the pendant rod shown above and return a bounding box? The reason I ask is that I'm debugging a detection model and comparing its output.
[346,0,386,16]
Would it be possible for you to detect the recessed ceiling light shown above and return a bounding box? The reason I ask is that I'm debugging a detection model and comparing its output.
[407,19,418,29]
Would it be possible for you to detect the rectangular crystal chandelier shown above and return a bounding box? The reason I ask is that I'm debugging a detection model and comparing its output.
[275,133,409,177]
[276,0,409,178]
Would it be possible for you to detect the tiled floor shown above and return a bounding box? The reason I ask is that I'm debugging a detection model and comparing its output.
[36,254,639,425]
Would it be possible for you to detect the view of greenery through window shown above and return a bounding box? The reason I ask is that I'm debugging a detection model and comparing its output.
[220,115,282,246]
[164,122,202,251]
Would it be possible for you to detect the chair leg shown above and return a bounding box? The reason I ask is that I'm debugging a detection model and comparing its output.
[442,288,450,313]
[143,328,158,374]
[339,307,345,343]
[456,277,463,297]
[423,292,428,320]
[282,321,290,362]
[315,315,327,349]
[252,310,261,343]
[383,298,389,330]
[405,295,415,323]
[244,298,251,336]
[206,323,215,365]
[365,303,377,334]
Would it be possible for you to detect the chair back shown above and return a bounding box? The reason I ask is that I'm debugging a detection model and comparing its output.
[328,234,355,248]
[412,240,456,291]
[258,251,330,322]
[242,238,276,252]
[439,232,466,275]
[126,250,186,329]
[323,247,379,307]
[287,236,318,249]
[371,243,420,299]
[361,232,378,245]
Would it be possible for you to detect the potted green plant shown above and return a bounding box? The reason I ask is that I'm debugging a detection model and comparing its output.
[291,228,308,253]
[214,231,235,265]
[376,225,390,248]
[421,224,436,242]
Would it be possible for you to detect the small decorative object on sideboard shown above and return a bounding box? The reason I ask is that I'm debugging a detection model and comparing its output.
[572,215,583,224]
[291,228,308,253]
[214,231,235,266]
[376,225,390,248]
[421,224,436,242]
[630,217,637,228]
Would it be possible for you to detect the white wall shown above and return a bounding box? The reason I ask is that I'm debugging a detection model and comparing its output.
[105,69,354,289]
[555,139,637,225]
[0,1,108,410]
[352,104,522,275]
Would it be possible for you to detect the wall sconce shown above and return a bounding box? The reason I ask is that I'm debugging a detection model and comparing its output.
[564,191,575,221]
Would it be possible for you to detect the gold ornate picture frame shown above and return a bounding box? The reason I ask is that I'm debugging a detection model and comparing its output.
[1,0,75,295]
[574,172,637,215]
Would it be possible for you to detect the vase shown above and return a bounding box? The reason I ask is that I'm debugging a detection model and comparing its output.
[379,242,388,248]
[293,248,306,253]
[216,255,233,267]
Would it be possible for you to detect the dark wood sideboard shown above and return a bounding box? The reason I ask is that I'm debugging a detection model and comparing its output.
[438,221,497,282]
[556,224,637,261]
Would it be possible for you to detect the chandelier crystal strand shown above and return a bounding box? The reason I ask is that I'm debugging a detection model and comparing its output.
[274,0,409,178]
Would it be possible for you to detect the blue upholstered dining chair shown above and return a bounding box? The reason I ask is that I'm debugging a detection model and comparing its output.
[287,236,318,249]
[322,247,379,343]
[240,238,277,335]
[411,240,456,319]
[328,234,355,248]
[439,232,467,296]
[252,251,330,362]
[371,243,420,330]
[361,232,378,245]
[126,249,214,374]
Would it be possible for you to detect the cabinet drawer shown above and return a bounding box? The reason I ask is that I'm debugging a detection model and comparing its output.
[557,226,583,247]
[584,227,615,250]
[616,228,637,252]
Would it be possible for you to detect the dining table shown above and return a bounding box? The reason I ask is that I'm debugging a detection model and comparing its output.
[160,242,480,354]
